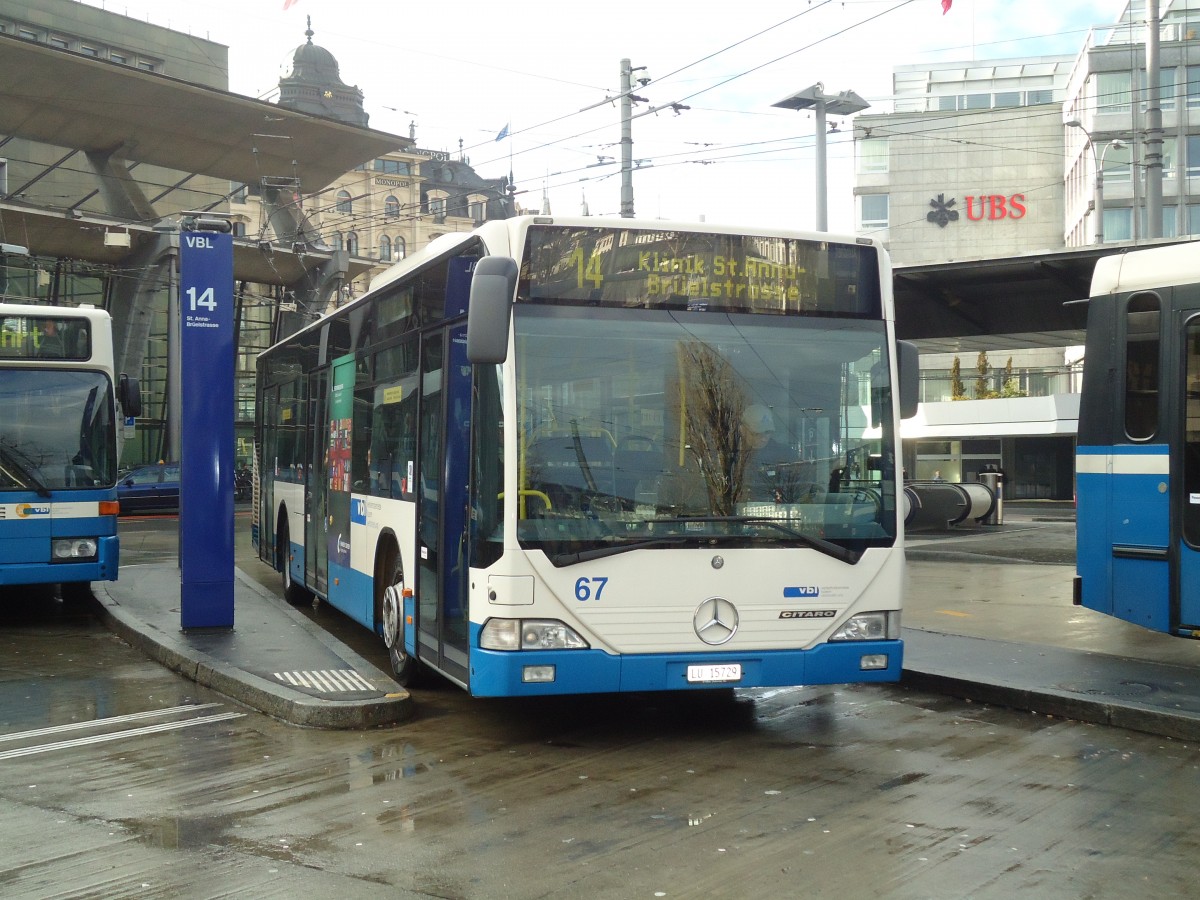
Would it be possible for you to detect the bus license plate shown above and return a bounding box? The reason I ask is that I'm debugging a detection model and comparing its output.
[687,663,742,684]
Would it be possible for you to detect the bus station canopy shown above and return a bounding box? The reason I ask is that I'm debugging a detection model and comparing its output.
[0,33,408,191]
[0,33,404,284]
[892,242,1191,353]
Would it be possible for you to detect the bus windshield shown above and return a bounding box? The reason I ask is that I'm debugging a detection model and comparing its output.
[513,306,895,564]
[0,369,116,491]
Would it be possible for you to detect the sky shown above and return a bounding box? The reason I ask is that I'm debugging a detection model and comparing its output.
[79,0,1125,234]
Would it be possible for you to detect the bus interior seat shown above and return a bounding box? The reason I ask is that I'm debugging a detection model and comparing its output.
[613,438,661,505]
[525,434,614,503]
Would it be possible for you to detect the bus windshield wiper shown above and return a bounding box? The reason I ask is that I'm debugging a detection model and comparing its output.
[0,441,52,498]
[549,537,694,566]
[653,516,860,564]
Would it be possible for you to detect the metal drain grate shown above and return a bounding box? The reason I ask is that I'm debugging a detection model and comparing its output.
[274,669,376,692]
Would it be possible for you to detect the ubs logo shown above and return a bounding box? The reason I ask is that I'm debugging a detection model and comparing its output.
[928,193,1027,227]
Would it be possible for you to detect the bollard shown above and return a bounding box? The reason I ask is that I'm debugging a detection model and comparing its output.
[977,471,1004,525]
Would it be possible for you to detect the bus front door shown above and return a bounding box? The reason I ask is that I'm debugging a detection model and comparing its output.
[324,355,357,618]
[415,324,471,686]
[306,368,329,596]
[1177,309,1200,631]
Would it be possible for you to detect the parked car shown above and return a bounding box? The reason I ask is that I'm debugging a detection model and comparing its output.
[117,461,180,514]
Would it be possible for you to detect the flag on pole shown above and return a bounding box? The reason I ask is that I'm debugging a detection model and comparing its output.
[495,123,510,142]
[942,0,952,13]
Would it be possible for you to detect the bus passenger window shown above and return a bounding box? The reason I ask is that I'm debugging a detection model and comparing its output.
[1124,293,1160,441]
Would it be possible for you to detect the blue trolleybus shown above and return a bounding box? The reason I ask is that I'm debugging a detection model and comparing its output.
[0,302,140,598]
[1076,240,1200,635]
[254,216,918,695]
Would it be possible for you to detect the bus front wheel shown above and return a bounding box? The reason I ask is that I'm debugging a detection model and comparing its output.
[378,545,421,686]
[277,516,311,607]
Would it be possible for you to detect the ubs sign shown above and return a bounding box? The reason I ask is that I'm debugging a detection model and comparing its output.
[927,192,1027,228]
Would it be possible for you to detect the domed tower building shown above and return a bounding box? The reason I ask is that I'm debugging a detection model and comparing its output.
[228,16,522,312]
[277,17,368,126]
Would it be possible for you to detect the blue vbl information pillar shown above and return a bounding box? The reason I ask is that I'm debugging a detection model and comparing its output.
[179,231,235,628]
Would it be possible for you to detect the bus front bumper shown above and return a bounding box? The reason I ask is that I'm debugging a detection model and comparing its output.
[0,534,119,587]
[468,638,903,697]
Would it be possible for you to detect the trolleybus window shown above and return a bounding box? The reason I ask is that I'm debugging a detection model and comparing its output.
[1125,293,1161,440]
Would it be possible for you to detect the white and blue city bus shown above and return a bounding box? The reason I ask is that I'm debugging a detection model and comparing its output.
[1076,240,1200,635]
[254,216,918,695]
[0,302,140,598]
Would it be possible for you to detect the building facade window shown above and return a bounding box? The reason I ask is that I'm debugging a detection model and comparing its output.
[1189,205,1200,235]
[374,159,410,175]
[379,235,392,262]
[1159,67,1177,111]
[346,232,359,254]
[1188,65,1200,108]
[1102,140,1132,183]
[395,236,407,260]
[385,195,400,219]
[860,194,889,229]
[1186,135,1200,177]
[1103,207,1132,242]
[1138,206,1179,239]
[1160,136,1177,179]
[336,190,353,214]
[857,136,889,174]
[49,36,68,49]
[1097,71,1132,113]
[333,232,344,251]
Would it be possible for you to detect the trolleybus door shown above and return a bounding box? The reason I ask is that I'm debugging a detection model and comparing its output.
[1176,307,1200,630]
[306,368,330,595]
[324,355,357,617]
[415,324,471,685]
[1082,291,1171,631]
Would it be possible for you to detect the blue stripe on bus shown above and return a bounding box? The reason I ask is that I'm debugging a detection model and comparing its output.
[466,628,902,697]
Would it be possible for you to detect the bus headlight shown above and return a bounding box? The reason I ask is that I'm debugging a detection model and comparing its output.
[52,538,99,561]
[829,611,900,641]
[480,618,590,651]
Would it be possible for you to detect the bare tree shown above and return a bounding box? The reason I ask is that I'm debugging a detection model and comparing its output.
[677,340,749,515]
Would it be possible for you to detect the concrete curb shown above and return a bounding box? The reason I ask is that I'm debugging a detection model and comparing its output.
[93,570,414,730]
[901,667,1200,743]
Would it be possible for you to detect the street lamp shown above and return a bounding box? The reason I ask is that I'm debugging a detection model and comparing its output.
[1066,119,1127,245]
[772,83,870,231]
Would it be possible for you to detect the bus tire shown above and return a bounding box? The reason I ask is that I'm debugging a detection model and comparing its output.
[378,543,421,686]
[277,515,310,606]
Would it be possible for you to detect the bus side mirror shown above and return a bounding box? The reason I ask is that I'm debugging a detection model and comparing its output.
[897,340,919,420]
[118,373,142,418]
[466,256,518,364]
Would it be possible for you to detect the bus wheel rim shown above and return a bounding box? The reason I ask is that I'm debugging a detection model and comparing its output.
[382,583,402,650]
